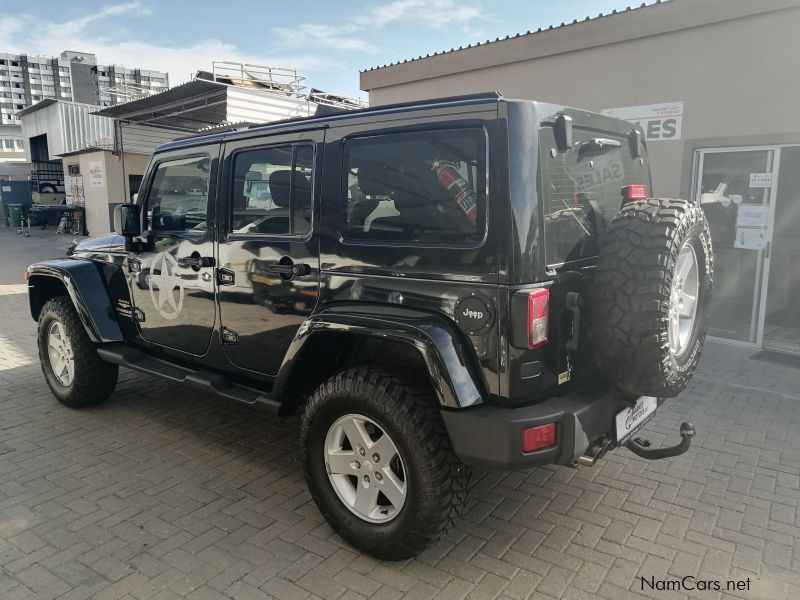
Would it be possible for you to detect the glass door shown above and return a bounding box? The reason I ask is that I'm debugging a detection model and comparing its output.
[764,146,800,353]
[694,148,777,345]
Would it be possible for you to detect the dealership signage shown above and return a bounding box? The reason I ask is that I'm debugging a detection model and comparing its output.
[601,101,683,142]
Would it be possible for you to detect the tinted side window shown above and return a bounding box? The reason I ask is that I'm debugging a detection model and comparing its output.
[540,126,651,265]
[147,156,211,231]
[342,129,486,244]
[230,144,313,236]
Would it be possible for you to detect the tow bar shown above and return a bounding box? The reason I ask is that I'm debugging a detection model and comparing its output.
[625,422,695,460]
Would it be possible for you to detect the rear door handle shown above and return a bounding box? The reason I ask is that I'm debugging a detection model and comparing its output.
[267,262,311,278]
[179,255,215,268]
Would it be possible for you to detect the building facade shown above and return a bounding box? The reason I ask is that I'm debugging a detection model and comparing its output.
[360,0,800,354]
[0,50,168,161]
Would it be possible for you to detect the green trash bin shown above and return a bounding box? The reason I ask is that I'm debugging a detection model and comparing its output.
[7,204,22,228]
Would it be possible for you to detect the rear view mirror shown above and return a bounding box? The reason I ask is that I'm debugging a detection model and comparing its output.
[114,204,142,237]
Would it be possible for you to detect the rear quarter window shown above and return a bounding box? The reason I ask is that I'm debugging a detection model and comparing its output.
[540,126,651,265]
[341,128,487,245]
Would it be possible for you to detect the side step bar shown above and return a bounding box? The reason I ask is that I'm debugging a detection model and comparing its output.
[97,344,287,415]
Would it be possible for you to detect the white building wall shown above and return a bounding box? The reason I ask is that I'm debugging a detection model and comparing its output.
[118,123,180,156]
[20,101,115,160]
[226,87,313,125]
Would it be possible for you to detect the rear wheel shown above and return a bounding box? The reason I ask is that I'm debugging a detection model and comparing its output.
[592,198,713,397]
[301,367,469,560]
[38,297,118,407]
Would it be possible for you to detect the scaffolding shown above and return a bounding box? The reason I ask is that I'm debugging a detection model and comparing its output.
[106,80,158,104]
[210,62,307,96]
[208,61,368,110]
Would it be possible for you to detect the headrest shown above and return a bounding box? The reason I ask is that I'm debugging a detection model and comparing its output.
[269,170,311,208]
[356,162,395,198]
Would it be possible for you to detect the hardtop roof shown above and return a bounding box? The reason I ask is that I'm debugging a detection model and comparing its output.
[153,93,636,154]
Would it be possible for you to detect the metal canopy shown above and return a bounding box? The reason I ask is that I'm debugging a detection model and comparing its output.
[93,79,231,132]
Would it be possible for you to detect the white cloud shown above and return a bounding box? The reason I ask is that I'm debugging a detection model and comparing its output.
[273,0,488,55]
[44,1,152,39]
[355,0,485,28]
[0,2,341,86]
[274,24,378,54]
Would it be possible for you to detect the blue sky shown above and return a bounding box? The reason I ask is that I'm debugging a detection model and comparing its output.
[0,0,641,100]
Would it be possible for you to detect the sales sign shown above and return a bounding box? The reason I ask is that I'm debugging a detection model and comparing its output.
[601,101,683,142]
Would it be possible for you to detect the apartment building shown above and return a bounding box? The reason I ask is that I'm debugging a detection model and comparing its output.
[0,50,168,161]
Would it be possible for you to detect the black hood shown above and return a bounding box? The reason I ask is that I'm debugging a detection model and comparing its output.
[70,234,126,255]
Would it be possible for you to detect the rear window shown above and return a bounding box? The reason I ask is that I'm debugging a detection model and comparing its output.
[341,129,486,245]
[539,126,651,265]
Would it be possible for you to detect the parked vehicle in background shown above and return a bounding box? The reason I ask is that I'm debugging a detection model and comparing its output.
[26,93,713,559]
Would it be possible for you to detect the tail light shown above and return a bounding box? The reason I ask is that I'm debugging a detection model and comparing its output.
[522,423,557,452]
[527,289,549,349]
[623,184,649,200]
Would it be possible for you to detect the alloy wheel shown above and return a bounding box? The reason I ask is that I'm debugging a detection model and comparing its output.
[324,413,407,523]
[47,320,75,386]
[668,242,699,357]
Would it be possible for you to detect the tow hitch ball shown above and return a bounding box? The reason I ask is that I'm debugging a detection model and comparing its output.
[626,422,696,460]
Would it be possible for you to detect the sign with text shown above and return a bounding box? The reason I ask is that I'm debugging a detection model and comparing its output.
[88,161,104,188]
[602,101,683,142]
[749,172,773,188]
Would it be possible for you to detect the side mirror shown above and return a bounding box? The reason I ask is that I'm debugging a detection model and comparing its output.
[114,204,142,237]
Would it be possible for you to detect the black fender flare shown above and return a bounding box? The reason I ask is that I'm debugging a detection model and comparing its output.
[272,305,486,408]
[27,259,123,343]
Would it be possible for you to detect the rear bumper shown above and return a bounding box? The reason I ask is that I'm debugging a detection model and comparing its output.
[440,388,642,470]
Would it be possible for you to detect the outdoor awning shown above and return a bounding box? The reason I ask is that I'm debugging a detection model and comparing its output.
[93,79,230,132]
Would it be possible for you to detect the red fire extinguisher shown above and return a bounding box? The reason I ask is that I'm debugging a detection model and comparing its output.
[432,160,477,223]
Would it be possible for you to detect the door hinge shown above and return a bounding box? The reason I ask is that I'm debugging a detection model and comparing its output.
[221,326,239,344]
[127,258,141,273]
[217,268,235,286]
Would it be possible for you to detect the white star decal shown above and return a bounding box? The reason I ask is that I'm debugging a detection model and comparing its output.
[147,252,184,320]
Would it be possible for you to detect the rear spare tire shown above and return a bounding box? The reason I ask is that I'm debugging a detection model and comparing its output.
[592,198,713,397]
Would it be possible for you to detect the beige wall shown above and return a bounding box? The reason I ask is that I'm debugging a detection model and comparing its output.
[363,1,800,197]
[62,150,149,236]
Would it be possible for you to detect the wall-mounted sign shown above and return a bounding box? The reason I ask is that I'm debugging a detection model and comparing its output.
[601,101,683,142]
[735,204,769,228]
[88,161,104,188]
[65,175,85,206]
[734,227,767,250]
[749,173,772,188]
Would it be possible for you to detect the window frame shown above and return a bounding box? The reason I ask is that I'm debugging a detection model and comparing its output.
[224,141,316,242]
[338,126,490,249]
[140,152,213,235]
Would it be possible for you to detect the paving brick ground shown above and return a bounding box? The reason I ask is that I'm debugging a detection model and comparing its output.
[1,226,799,600]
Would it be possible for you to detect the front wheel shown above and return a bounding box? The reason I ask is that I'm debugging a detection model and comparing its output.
[38,297,118,407]
[301,367,469,560]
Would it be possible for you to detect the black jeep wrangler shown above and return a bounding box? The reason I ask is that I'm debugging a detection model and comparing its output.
[27,93,713,559]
